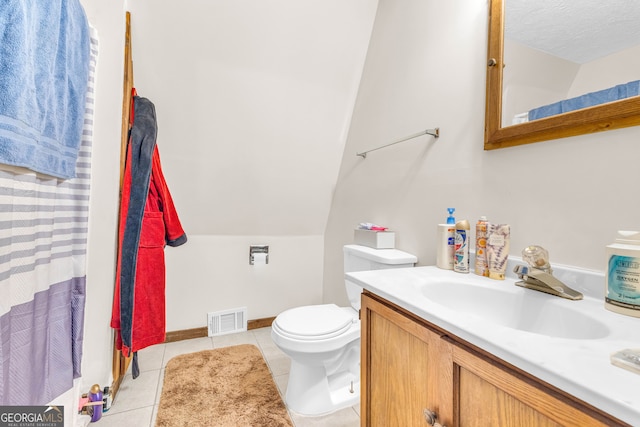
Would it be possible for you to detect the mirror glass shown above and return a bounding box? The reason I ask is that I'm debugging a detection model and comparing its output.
[484,0,640,149]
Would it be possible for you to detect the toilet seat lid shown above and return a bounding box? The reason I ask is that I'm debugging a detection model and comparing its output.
[274,304,354,340]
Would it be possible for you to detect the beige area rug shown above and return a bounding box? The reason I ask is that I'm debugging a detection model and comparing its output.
[156,344,293,427]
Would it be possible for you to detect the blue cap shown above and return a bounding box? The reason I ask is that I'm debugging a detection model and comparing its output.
[446,208,455,224]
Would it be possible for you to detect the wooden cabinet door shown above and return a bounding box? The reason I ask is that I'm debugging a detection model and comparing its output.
[362,292,627,427]
[361,293,453,427]
[452,344,619,427]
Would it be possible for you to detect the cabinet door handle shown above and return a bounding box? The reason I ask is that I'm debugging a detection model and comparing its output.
[423,409,446,427]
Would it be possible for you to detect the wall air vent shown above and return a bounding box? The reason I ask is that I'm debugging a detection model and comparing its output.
[207,307,247,336]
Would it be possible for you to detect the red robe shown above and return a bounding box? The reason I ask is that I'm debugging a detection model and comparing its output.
[111,94,186,360]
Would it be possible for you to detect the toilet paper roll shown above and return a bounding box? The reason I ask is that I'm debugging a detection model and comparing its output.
[252,252,268,265]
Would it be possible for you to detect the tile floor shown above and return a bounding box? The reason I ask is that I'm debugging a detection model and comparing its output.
[97,327,360,427]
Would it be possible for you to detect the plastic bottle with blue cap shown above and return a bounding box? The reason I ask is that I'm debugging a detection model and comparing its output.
[454,219,470,273]
[436,208,456,269]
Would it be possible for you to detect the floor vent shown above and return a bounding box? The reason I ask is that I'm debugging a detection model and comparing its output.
[207,307,247,337]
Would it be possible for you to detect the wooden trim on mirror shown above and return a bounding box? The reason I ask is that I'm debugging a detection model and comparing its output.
[484,0,640,150]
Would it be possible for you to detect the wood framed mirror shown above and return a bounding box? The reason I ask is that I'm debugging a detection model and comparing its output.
[484,0,640,150]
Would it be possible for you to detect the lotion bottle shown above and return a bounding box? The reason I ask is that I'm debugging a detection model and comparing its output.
[436,208,455,270]
[487,223,510,279]
[475,216,489,276]
[454,219,470,273]
[605,230,640,317]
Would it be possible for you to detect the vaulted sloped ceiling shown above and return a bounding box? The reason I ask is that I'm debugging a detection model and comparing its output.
[126,0,378,236]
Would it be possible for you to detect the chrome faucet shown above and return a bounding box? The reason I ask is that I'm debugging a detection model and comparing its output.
[513,246,583,301]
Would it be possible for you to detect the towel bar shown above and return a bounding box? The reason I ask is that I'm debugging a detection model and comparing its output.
[356,128,439,158]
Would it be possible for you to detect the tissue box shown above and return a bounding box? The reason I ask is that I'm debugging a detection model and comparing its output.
[354,229,395,249]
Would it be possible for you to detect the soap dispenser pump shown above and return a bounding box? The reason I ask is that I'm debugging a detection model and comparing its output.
[446,208,455,224]
[436,208,455,270]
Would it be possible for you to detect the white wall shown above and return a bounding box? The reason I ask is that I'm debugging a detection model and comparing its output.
[124,0,377,330]
[80,0,125,389]
[323,0,640,306]
[165,235,323,329]
[125,0,377,236]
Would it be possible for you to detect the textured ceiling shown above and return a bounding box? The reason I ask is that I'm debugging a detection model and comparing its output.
[505,0,640,64]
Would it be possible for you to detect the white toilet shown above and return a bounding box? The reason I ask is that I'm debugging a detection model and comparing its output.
[271,244,417,416]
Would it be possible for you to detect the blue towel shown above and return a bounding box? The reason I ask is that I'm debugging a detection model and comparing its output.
[0,0,90,179]
[621,80,640,98]
[560,86,619,114]
[528,102,562,121]
[529,80,640,122]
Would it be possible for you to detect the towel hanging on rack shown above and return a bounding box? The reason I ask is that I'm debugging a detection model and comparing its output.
[0,0,91,179]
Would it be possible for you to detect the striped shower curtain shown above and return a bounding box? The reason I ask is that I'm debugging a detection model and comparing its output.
[0,30,98,405]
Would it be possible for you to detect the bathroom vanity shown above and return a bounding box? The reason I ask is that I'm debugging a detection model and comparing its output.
[348,265,640,426]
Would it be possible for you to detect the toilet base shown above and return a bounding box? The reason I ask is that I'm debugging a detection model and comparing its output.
[284,359,360,416]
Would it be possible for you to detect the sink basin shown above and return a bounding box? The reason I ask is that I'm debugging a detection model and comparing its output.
[418,279,610,340]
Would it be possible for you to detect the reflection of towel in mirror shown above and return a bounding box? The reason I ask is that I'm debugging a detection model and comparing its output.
[529,80,640,122]
[0,0,91,179]
[621,80,640,98]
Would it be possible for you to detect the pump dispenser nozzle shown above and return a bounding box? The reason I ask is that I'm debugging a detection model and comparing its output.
[446,208,455,224]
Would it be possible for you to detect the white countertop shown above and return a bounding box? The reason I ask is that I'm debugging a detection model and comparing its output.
[346,263,640,425]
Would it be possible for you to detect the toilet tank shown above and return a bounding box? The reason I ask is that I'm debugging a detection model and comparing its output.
[343,244,417,310]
